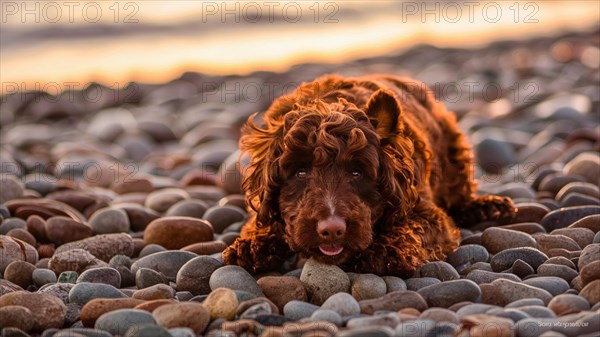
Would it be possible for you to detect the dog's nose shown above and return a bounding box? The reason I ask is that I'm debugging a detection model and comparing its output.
[317,216,346,240]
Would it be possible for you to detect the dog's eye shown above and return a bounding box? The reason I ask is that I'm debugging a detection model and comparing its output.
[296,169,308,180]
[351,169,362,179]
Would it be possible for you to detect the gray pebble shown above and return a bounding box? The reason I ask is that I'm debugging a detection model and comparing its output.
[32,268,57,287]
[405,277,440,291]
[321,292,360,316]
[94,309,156,336]
[309,309,343,326]
[209,265,263,297]
[68,282,127,305]
[77,267,121,288]
[283,300,319,320]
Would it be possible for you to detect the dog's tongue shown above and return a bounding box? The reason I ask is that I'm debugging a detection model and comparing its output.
[319,245,344,256]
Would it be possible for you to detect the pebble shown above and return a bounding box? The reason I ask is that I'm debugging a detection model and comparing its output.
[133,283,175,300]
[309,309,343,326]
[165,199,209,218]
[359,290,428,314]
[0,291,66,331]
[174,256,220,296]
[522,276,570,296]
[256,276,307,312]
[3,261,35,289]
[346,312,400,329]
[466,270,521,284]
[455,303,499,320]
[578,243,600,270]
[0,306,34,332]
[480,278,553,305]
[32,268,57,287]
[124,324,173,337]
[54,233,135,262]
[545,256,577,269]
[48,249,107,275]
[482,227,538,254]
[564,152,600,184]
[541,206,600,231]
[69,282,127,305]
[569,214,600,232]
[88,208,130,234]
[579,279,600,304]
[45,216,92,246]
[490,247,548,272]
[181,241,227,255]
[500,222,547,234]
[0,175,24,203]
[513,203,550,223]
[461,314,514,337]
[94,309,157,336]
[144,216,214,249]
[6,228,36,246]
[136,268,168,289]
[80,298,145,327]
[131,250,198,281]
[516,305,556,318]
[551,228,595,248]
[512,259,535,278]
[548,294,591,315]
[405,277,441,291]
[580,260,600,286]
[445,244,489,268]
[202,287,238,320]
[299,258,350,305]
[283,300,320,320]
[77,267,121,288]
[138,244,167,257]
[395,319,435,337]
[38,282,74,304]
[208,265,263,297]
[145,188,190,213]
[202,205,247,234]
[351,273,387,300]
[320,292,360,316]
[381,276,406,292]
[236,297,278,316]
[419,307,459,324]
[537,233,581,253]
[239,302,272,319]
[537,263,579,283]
[416,261,460,281]
[417,279,481,308]
[153,302,211,334]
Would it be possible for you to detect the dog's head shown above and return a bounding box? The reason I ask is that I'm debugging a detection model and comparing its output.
[241,88,418,265]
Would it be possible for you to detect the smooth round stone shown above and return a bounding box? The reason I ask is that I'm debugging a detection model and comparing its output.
[580,260,600,286]
[256,276,307,312]
[0,175,24,203]
[475,138,515,174]
[181,241,227,255]
[4,261,35,289]
[490,247,548,272]
[417,279,481,308]
[515,305,556,318]
[80,298,145,327]
[0,291,66,331]
[512,259,535,278]
[176,256,221,296]
[54,233,135,262]
[124,324,172,337]
[564,152,600,184]
[0,305,34,332]
[138,244,167,258]
[461,314,514,337]
[505,298,545,308]
[382,276,406,293]
[114,204,160,232]
[6,228,36,246]
[319,292,360,316]
[165,199,209,218]
[455,303,499,319]
[539,174,585,196]
[144,216,214,250]
[561,193,600,207]
[32,268,57,287]
[537,233,581,254]
[548,294,591,316]
[578,243,600,270]
[202,205,246,234]
[416,261,459,281]
[202,287,238,320]
[153,302,210,335]
[0,218,27,235]
[88,208,130,234]
[482,278,554,306]
[283,300,320,320]
[95,309,156,336]
[466,270,521,284]
[69,282,128,305]
[133,283,175,300]
[395,319,435,337]
[136,267,168,289]
[134,299,176,313]
[38,283,74,304]
[346,313,400,329]
[351,273,387,300]
[236,297,279,317]
[537,264,579,283]
[309,309,343,326]
[541,206,600,231]
[77,267,121,288]
[551,228,595,248]
[569,214,600,232]
[545,256,577,269]
[359,290,428,314]
[131,251,198,281]
[523,276,570,296]
[481,227,538,254]
[405,277,441,291]
[49,249,107,275]
[445,244,489,268]
[419,307,459,324]
[556,182,600,201]
[299,258,350,305]
[513,203,550,224]
[45,216,92,246]
[0,236,38,273]
[580,280,600,305]
[145,188,190,213]
[500,222,546,235]
[25,216,47,244]
[168,327,195,337]
[239,301,272,319]
[209,265,263,297]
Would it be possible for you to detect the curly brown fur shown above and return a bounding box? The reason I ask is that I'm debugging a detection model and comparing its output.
[223,74,516,276]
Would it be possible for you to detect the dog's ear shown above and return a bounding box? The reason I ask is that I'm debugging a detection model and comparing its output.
[365,89,402,140]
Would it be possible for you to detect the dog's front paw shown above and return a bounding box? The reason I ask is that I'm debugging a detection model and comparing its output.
[222,238,254,271]
[457,195,517,226]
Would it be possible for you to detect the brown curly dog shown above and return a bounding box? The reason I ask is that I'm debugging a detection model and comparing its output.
[223,74,516,277]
